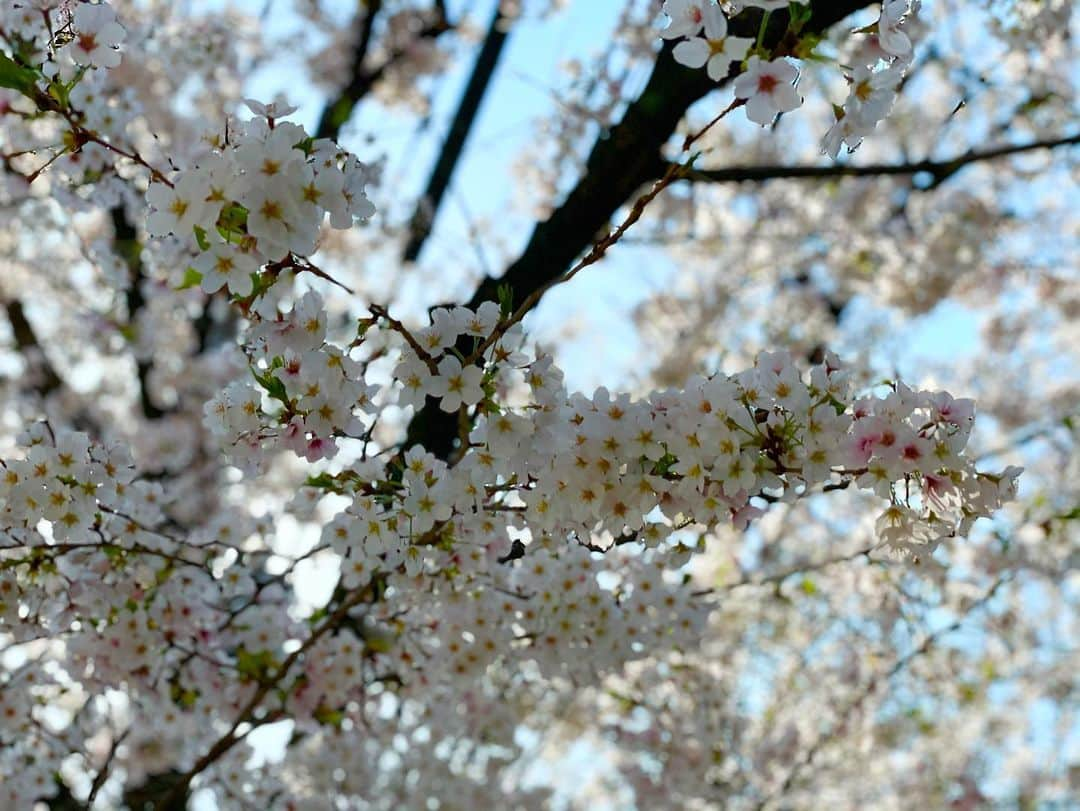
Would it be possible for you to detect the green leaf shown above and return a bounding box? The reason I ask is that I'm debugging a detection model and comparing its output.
[605,689,638,712]
[178,267,203,290]
[958,682,979,704]
[251,367,289,405]
[216,202,248,237]
[236,647,278,682]
[328,98,354,131]
[497,283,514,319]
[247,270,275,300]
[313,704,345,727]
[650,451,678,477]
[1056,506,1080,522]
[193,225,211,251]
[0,52,38,98]
[792,32,826,60]
[788,3,813,33]
[305,472,344,493]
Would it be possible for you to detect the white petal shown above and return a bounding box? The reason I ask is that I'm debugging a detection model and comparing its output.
[773,84,803,113]
[879,28,912,57]
[702,6,728,39]
[99,49,122,69]
[770,59,799,83]
[229,271,254,298]
[733,73,757,99]
[745,94,775,126]
[706,54,733,82]
[146,210,174,237]
[101,22,126,43]
[724,37,753,62]
[673,39,710,69]
[200,271,224,295]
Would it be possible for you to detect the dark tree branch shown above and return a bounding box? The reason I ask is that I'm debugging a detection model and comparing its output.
[112,206,166,420]
[315,0,383,140]
[315,1,452,141]
[45,778,86,811]
[405,1,879,460]
[784,132,1079,362]
[671,131,1080,187]
[5,298,63,398]
[402,1,515,262]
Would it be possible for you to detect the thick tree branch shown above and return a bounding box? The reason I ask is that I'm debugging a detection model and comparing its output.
[315,1,452,141]
[314,0,383,141]
[112,206,166,420]
[671,131,1080,187]
[402,1,515,262]
[4,298,63,398]
[405,0,878,459]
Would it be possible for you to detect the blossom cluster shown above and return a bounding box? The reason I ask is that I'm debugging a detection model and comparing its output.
[2,1,126,76]
[658,1,923,149]
[145,100,376,288]
[204,262,1019,569]
[202,287,376,466]
[822,0,923,157]
[0,0,1040,804]
[664,1,802,125]
[0,336,1018,804]
[0,428,298,807]
[0,125,1022,789]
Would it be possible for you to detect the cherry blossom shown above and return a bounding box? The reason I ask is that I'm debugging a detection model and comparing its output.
[145,174,212,238]
[428,355,486,412]
[69,2,125,69]
[0,1,1072,808]
[195,240,258,297]
[733,56,803,125]
[672,5,754,81]
[660,0,710,40]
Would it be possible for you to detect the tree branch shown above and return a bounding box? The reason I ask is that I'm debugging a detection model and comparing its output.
[404,0,879,460]
[112,206,166,420]
[152,588,370,809]
[401,1,515,261]
[4,298,63,398]
[672,131,1080,187]
[314,1,452,141]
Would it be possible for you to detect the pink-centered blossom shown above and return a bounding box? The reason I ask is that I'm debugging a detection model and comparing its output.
[733,56,803,125]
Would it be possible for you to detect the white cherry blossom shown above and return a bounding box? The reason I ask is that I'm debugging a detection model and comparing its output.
[733,56,803,125]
